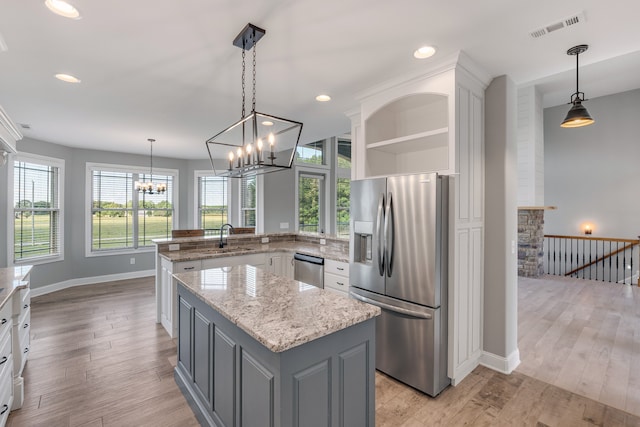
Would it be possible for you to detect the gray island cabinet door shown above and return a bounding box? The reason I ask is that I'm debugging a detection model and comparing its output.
[177,296,193,376]
[213,328,236,426]
[292,360,330,427]
[241,350,275,426]
[193,309,212,404]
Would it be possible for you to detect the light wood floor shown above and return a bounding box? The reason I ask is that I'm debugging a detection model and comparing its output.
[518,274,640,417]
[7,276,640,426]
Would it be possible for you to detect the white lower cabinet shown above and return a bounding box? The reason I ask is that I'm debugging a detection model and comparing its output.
[0,301,12,427]
[11,286,29,411]
[324,260,349,295]
[264,252,294,279]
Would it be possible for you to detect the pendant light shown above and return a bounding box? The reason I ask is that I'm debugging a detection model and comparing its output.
[561,44,594,128]
[205,23,303,178]
[135,138,166,194]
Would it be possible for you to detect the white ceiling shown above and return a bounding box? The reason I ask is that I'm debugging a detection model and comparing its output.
[1,0,639,159]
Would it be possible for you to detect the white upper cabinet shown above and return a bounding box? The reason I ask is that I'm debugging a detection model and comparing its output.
[0,105,22,154]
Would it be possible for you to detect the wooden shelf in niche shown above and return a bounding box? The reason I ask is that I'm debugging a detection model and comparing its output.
[366,127,448,153]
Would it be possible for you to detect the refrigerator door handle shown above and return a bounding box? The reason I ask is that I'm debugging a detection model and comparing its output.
[376,193,385,276]
[349,292,432,319]
[384,192,394,277]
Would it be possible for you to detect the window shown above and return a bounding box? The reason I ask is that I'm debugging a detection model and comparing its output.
[296,140,325,165]
[88,164,176,254]
[298,173,324,234]
[241,175,256,227]
[12,155,64,263]
[197,175,228,233]
[336,138,351,238]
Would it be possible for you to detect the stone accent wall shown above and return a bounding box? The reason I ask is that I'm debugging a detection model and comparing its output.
[518,209,545,277]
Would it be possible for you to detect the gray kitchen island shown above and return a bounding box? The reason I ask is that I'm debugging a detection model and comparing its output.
[173,265,380,427]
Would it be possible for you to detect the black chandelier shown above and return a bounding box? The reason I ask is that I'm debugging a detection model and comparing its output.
[206,23,303,178]
[561,44,595,128]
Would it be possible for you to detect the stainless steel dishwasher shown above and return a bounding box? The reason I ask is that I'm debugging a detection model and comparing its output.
[293,253,324,288]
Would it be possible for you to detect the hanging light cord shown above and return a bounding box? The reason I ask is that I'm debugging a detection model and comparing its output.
[148,138,155,180]
[241,48,246,119]
[252,34,257,113]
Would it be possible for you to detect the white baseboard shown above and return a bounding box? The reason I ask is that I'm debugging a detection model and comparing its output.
[30,269,155,298]
[480,348,521,374]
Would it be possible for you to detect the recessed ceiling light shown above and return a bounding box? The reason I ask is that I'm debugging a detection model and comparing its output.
[413,45,436,59]
[261,121,274,126]
[315,94,331,102]
[55,73,81,83]
[44,0,81,19]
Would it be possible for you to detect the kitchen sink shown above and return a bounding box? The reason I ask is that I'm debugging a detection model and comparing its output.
[195,247,255,254]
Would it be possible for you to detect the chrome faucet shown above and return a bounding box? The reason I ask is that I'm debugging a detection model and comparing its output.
[219,223,234,248]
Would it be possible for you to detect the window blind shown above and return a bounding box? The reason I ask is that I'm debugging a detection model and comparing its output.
[13,160,61,261]
[198,176,227,232]
[241,175,256,227]
[91,169,174,251]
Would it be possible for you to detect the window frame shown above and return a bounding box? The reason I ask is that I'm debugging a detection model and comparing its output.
[194,171,229,235]
[240,175,257,227]
[85,162,178,257]
[295,166,330,235]
[334,137,351,238]
[8,153,65,266]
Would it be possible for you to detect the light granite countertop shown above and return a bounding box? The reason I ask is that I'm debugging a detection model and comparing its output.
[159,241,349,264]
[173,265,380,353]
[0,265,32,309]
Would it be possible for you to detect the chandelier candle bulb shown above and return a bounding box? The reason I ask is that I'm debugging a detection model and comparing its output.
[236,147,243,168]
[228,151,234,170]
[257,138,264,163]
[246,144,253,165]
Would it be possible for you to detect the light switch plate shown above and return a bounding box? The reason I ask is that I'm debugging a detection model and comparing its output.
[261,237,269,244]
[280,222,289,229]
[169,244,180,251]
[320,238,326,245]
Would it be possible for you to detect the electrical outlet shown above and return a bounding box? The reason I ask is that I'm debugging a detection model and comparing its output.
[511,240,516,254]
[169,244,180,251]
[280,222,289,229]
[261,237,269,244]
[130,257,135,265]
[320,238,326,245]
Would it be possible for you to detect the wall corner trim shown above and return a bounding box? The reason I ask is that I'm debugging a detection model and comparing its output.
[30,269,155,298]
[480,348,521,374]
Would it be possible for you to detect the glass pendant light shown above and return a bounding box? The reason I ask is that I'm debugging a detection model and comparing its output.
[561,44,595,128]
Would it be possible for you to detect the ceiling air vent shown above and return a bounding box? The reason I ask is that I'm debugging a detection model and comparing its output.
[529,12,585,39]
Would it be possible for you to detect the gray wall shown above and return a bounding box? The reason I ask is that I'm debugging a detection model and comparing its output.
[544,88,640,238]
[483,75,519,362]
[7,137,191,288]
[263,168,296,233]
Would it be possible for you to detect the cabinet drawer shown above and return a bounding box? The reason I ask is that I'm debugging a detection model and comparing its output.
[174,261,202,272]
[325,259,349,277]
[12,288,30,322]
[0,304,10,343]
[324,272,349,294]
[0,358,13,427]
[0,332,11,382]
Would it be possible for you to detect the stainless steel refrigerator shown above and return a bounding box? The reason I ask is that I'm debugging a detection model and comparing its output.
[349,173,449,397]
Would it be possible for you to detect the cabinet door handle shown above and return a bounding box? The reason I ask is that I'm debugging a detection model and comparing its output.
[336,282,344,286]
[183,266,195,271]
[337,267,344,271]
[23,348,29,354]
[23,323,29,329]
[0,404,7,415]
[0,319,5,325]
[270,259,273,266]
[0,356,7,365]
[24,304,29,309]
